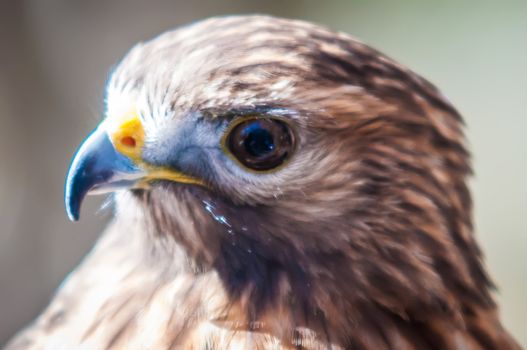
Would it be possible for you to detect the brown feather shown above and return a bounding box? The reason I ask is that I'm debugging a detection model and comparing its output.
[5,15,521,349]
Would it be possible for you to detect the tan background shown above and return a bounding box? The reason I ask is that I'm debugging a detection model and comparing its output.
[0,0,525,346]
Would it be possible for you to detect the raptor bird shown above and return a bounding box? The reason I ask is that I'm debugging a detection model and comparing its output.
[5,15,521,349]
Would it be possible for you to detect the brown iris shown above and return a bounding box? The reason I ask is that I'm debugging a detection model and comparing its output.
[225,118,295,171]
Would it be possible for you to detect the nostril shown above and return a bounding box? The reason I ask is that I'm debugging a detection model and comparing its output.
[121,136,136,147]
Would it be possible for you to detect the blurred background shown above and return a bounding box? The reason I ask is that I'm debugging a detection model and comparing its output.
[0,0,526,346]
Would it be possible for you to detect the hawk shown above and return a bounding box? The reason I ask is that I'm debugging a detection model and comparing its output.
[5,15,520,350]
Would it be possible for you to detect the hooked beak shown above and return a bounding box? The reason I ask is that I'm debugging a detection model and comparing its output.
[65,111,204,222]
[64,126,145,221]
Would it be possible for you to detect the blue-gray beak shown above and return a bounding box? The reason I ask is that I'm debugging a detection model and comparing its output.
[64,126,144,221]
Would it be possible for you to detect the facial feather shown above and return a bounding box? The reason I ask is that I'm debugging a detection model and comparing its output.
[5,15,520,350]
[104,16,519,349]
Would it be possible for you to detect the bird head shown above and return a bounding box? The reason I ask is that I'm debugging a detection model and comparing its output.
[64,15,493,332]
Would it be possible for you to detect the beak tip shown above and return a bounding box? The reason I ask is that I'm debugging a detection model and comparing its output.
[67,211,80,222]
[64,143,91,222]
[64,182,82,222]
[66,203,80,222]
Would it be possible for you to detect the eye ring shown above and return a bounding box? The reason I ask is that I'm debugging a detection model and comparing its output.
[221,116,296,173]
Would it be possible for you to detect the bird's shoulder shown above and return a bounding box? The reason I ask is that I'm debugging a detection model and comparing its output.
[4,223,340,350]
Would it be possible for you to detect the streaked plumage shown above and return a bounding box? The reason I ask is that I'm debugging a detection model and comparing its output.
[5,15,520,349]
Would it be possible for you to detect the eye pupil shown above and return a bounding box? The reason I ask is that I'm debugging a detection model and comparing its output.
[226,118,295,171]
[245,127,275,157]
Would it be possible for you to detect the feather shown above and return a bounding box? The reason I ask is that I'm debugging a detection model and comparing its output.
[5,15,520,349]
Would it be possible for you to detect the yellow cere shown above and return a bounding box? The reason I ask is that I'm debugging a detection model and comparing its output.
[106,107,145,163]
[106,107,205,188]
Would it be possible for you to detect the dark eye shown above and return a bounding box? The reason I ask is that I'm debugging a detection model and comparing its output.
[225,118,295,171]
